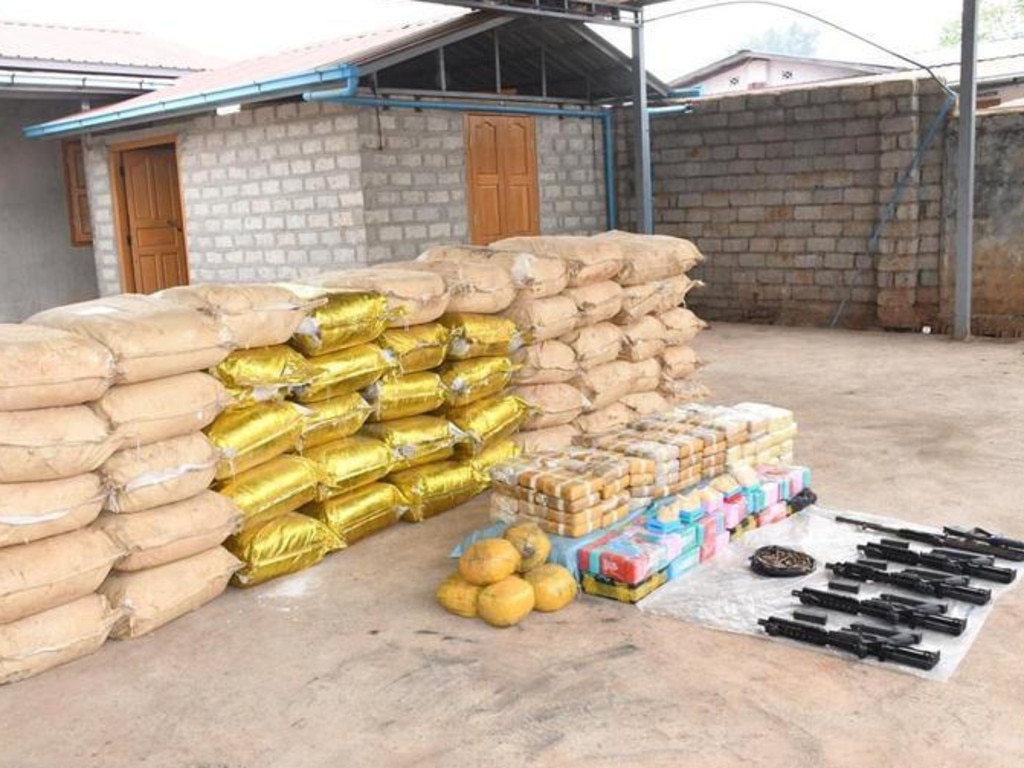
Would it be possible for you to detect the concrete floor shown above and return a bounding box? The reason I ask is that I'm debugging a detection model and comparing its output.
[4,324,1023,768]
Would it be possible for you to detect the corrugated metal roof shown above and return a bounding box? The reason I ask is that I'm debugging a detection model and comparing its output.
[0,20,221,73]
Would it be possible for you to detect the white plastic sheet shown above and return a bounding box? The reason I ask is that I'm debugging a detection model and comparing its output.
[639,506,1023,681]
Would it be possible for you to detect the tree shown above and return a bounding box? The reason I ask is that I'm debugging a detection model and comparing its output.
[742,23,820,56]
[940,0,1024,45]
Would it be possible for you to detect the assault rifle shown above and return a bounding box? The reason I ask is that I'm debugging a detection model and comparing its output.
[834,516,1024,562]
[791,587,966,636]
[859,539,1017,585]
[758,616,941,671]
[826,561,991,606]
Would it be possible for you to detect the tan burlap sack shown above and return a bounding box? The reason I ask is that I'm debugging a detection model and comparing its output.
[490,235,622,287]
[630,358,662,393]
[27,295,232,384]
[619,391,671,418]
[574,360,634,411]
[614,282,667,324]
[100,546,241,640]
[660,378,711,405]
[654,275,703,313]
[501,294,579,342]
[661,307,708,345]
[512,424,580,453]
[156,283,319,349]
[310,268,450,327]
[561,323,623,369]
[574,403,635,435]
[102,433,219,513]
[92,372,227,448]
[593,230,704,286]
[0,593,120,685]
[0,473,106,549]
[512,341,577,385]
[0,406,122,483]
[513,383,589,430]
[563,280,624,326]
[0,526,123,624]
[377,260,516,314]
[621,316,669,363]
[661,346,703,379]
[419,245,567,298]
[97,491,243,572]
[0,324,114,411]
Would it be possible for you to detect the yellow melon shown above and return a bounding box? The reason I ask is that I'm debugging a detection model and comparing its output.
[436,572,483,618]
[477,575,535,628]
[458,538,521,586]
[524,564,577,612]
[503,521,552,573]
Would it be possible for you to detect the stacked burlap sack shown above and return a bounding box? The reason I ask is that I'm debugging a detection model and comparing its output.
[464,231,711,451]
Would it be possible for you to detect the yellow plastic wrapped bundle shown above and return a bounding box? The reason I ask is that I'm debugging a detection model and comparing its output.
[440,313,523,360]
[363,372,447,421]
[362,415,463,471]
[448,394,532,457]
[205,401,305,480]
[378,323,450,374]
[290,292,390,356]
[440,357,516,408]
[299,392,373,449]
[302,482,406,544]
[389,461,489,522]
[227,512,344,587]
[469,438,520,475]
[217,454,320,530]
[304,435,393,495]
[212,345,314,388]
[294,343,394,404]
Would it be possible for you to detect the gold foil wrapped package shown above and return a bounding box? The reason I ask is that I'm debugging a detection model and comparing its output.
[299,392,373,449]
[304,435,393,495]
[361,415,463,471]
[212,345,315,387]
[469,438,520,475]
[290,292,390,356]
[448,394,532,457]
[378,323,450,373]
[440,357,516,408]
[363,372,447,421]
[440,313,523,360]
[227,512,344,587]
[217,454,320,530]
[294,343,394,404]
[302,482,405,544]
[205,401,304,480]
[390,461,488,522]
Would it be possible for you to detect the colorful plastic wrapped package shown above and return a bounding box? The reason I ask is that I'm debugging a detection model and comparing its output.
[389,461,488,522]
[205,401,304,480]
[440,313,524,360]
[447,394,532,457]
[582,570,668,603]
[217,454,320,530]
[361,415,462,470]
[212,345,315,406]
[363,372,447,421]
[378,323,450,373]
[294,343,394,403]
[578,524,688,585]
[491,450,632,502]
[302,482,406,545]
[298,392,374,449]
[304,435,393,495]
[440,357,516,408]
[227,512,344,587]
[290,291,391,356]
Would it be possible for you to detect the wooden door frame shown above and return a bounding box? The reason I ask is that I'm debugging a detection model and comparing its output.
[108,134,188,293]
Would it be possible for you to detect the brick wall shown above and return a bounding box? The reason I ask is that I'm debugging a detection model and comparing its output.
[536,115,607,234]
[618,77,949,329]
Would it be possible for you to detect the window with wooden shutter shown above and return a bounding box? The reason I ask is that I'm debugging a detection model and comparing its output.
[62,140,92,246]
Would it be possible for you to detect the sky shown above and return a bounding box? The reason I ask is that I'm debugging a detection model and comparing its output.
[0,0,968,79]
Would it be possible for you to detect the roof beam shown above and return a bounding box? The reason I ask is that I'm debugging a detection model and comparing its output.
[414,1,641,27]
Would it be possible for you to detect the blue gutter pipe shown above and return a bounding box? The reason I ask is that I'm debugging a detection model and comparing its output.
[23,64,359,139]
[306,90,618,230]
[648,104,693,116]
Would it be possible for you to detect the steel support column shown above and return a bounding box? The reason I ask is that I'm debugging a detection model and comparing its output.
[954,0,978,340]
[631,13,653,233]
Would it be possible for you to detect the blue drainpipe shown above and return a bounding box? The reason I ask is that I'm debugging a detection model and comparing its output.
[306,90,617,230]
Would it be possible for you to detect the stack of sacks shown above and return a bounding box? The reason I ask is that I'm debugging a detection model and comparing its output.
[24,295,243,644]
[0,324,125,683]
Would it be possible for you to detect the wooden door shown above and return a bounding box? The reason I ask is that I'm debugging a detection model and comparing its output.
[466,114,539,245]
[121,145,188,293]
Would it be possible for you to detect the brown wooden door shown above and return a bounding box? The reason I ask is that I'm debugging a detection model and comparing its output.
[121,145,188,293]
[466,114,539,245]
